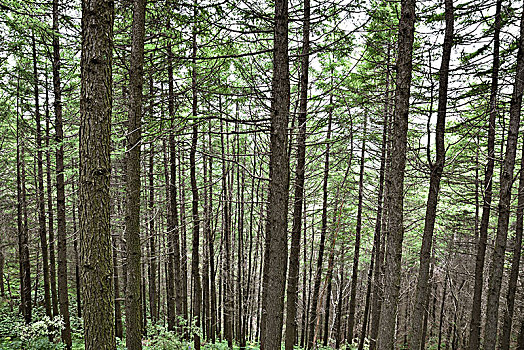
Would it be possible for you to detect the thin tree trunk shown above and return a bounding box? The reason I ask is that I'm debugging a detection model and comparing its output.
[51,0,72,346]
[79,0,116,346]
[46,84,59,319]
[285,0,309,345]
[32,33,52,319]
[499,137,524,350]
[369,45,391,350]
[16,78,31,324]
[308,110,332,349]
[409,1,453,348]
[483,8,524,349]
[467,0,502,348]
[189,17,202,348]
[347,115,367,342]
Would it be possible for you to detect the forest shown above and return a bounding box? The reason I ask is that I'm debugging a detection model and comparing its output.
[0,0,524,348]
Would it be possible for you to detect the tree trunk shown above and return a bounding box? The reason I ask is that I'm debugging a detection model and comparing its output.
[79,0,116,347]
[347,115,367,343]
[376,0,416,347]
[483,8,524,349]
[285,0,309,345]
[467,0,502,348]
[46,84,59,318]
[31,32,52,320]
[124,0,146,347]
[308,110,332,349]
[368,48,391,350]
[261,0,291,346]
[409,1,453,348]
[190,19,202,349]
[499,134,524,350]
[16,76,31,324]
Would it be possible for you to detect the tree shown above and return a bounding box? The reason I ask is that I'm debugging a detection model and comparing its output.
[261,0,291,346]
[125,0,146,348]
[79,0,116,347]
[376,0,416,347]
[409,0,453,348]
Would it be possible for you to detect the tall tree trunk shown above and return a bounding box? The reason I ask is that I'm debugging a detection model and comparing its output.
[79,0,116,347]
[499,135,524,350]
[220,117,234,348]
[52,0,72,346]
[376,0,416,347]
[16,75,31,324]
[261,0,291,346]
[148,144,158,324]
[125,0,146,347]
[409,1,453,348]
[207,127,217,343]
[467,0,502,348]
[369,45,391,350]
[347,115,367,342]
[46,84,59,318]
[483,8,524,349]
[32,32,52,319]
[285,0,309,345]
[308,110,332,349]
[190,18,202,349]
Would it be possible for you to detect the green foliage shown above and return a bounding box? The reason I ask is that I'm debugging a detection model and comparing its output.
[0,306,65,350]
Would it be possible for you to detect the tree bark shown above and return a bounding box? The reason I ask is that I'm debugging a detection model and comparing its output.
[409,1,453,348]
[285,0,309,346]
[79,0,116,347]
[124,0,146,347]
[261,0,291,346]
[32,32,52,320]
[51,0,72,345]
[483,8,524,349]
[467,0,502,348]
[499,134,524,350]
[190,18,203,349]
[16,74,31,324]
[376,0,416,347]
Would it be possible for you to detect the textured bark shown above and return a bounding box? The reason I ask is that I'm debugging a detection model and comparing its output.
[467,1,501,348]
[207,128,217,343]
[190,22,202,349]
[31,32,52,320]
[16,79,31,324]
[220,118,234,348]
[483,8,524,349]
[46,90,59,318]
[124,0,146,348]
[409,1,453,349]
[376,0,416,347]
[166,19,183,332]
[148,145,158,324]
[261,0,290,346]
[308,112,332,349]
[79,0,116,347]
[52,0,72,345]
[284,0,309,346]
[500,135,524,350]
